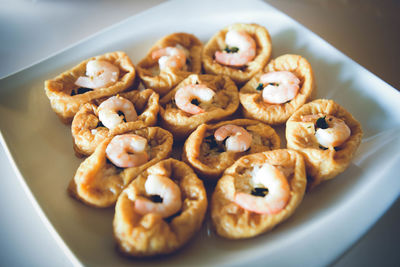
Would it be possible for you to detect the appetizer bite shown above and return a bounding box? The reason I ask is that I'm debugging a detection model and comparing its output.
[71,89,159,156]
[45,51,136,123]
[136,33,203,96]
[211,149,306,239]
[159,74,239,139]
[68,127,173,207]
[113,159,207,257]
[240,54,315,125]
[202,23,272,85]
[183,119,280,181]
[286,99,363,190]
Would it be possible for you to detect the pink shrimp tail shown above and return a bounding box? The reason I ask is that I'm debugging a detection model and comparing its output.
[215,51,252,67]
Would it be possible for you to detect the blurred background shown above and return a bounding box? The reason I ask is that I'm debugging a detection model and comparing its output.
[0,0,399,266]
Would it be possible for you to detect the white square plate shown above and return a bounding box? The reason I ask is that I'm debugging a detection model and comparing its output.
[0,0,399,266]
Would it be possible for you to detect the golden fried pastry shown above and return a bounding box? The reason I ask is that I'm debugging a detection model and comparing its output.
[136,32,203,96]
[240,54,315,125]
[71,89,159,157]
[44,51,136,123]
[211,149,306,239]
[286,99,362,190]
[182,119,280,181]
[159,74,239,139]
[68,127,173,208]
[202,23,272,85]
[113,158,207,257]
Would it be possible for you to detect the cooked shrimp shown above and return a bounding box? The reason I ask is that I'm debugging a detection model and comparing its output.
[106,134,148,168]
[97,96,137,129]
[260,71,300,104]
[134,174,182,218]
[174,84,216,115]
[214,124,252,152]
[234,163,290,215]
[74,60,120,89]
[151,46,187,71]
[314,115,351,148]
[215,30,256,67]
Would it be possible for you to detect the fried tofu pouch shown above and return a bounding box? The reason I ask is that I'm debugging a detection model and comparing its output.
[44,51,136,123]
[240,54,315,125]
[71,89,159,157]
[159,74,239,139]
[202,23,272,85]
[211,149,306,239]
[182,119,280,181]
[136,32,203,96]
[113,158,207,257]
[68,127,173,208]
[286,99,363,190]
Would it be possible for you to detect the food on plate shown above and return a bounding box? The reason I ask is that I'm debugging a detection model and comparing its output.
[68,127,173,208]
[44,51,136,123]
[71,89,159,156]
[202,23,272,84]
[182,119,280,181]
[39,19,366,259]
[286,99,363,190]
[113,158,207,257]
[159,74,239,139]
[136,32,203,96]
[240,54,315,125]
[211,149,306,239]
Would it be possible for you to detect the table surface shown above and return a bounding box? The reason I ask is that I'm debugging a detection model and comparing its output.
[0,0,399,266]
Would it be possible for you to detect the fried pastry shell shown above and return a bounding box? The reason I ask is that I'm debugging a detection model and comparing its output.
[182,119,280,181]
[136,32,203,96]
[286,99,363,190]
[113,158,207,257]
[71,89,159,157]
[68,127,173,208]
[159,74,239,139]
[202,23,272,85]
[240,54,315,125]
[211,149,306,239]
[44,51,136,124]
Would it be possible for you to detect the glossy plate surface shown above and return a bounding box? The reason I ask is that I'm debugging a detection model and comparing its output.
[0,0,399,266]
